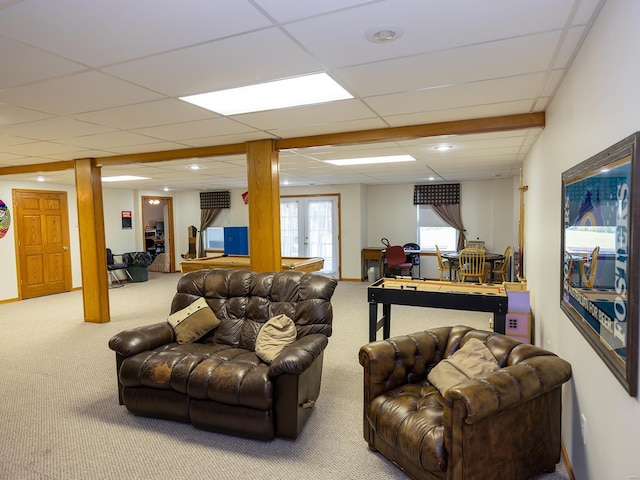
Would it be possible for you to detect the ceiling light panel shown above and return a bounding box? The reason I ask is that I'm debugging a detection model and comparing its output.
[180,73,353,115]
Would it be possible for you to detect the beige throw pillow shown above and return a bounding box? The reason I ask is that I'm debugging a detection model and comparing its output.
[427,338,499,395]
[167,297,220,344]
[255,314,297,363]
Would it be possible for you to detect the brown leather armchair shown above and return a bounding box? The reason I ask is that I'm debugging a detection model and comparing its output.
[359,325,572,480]
[109,269,337,440]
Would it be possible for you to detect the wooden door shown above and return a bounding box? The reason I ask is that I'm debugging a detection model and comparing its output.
[13,189,72,299]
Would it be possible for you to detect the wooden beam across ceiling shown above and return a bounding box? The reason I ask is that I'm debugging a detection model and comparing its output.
[0,112,545,176]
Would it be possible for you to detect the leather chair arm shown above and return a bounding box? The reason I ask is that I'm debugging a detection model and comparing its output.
[359,331,439,401]
[268,334,328,377]
[108,321,175,358]
[444,355,572,424]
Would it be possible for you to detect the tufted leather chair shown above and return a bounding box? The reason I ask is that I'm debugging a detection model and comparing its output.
[359,325,572,480]
[109,269,337,440]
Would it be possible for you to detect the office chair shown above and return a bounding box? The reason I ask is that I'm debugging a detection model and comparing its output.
[458,247,486,283]
[145,237,157,257]
[385,245,413,277]
[107,248,133,287]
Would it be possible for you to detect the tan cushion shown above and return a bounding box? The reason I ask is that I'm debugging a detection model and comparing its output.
[167,297,220,344]
[427,338,499,395]
[255,314,297,363]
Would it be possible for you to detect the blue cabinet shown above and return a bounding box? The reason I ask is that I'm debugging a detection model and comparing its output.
[224,227,249,255]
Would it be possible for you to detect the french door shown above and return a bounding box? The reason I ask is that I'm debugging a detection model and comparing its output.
[280,196,338,276]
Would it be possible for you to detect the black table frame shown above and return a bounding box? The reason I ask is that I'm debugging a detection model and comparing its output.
[368,279,508,341]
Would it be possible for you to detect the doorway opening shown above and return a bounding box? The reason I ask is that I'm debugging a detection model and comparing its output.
[142,196,174,272]
[280,194,340,277]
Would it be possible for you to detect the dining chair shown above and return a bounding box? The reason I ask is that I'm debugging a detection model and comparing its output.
[579,246,600,288]
[435,245,457,281]
[385,245,413,277]
[458,247,486,283]
[490,245,512,283]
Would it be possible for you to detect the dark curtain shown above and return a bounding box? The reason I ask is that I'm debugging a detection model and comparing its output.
[198,208,221,257]
[431,203,466,251]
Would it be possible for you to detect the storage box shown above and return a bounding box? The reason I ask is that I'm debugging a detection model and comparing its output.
[507,289,530,313]
[505,312,531,343]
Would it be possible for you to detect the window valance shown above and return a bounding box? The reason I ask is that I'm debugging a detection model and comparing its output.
[414,183,460,205]
[200,191,230,209]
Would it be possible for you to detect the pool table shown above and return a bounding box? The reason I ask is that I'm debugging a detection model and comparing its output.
[180,255,324,273]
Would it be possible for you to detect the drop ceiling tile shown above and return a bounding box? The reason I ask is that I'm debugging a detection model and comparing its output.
[253,0,372,23]
[56,131,162,149]
[267,118,386,139]
[134,118,258,142]
[104,28,322,97]
[0,71,163,115]
[4,118,115,141]
[1,141,90,156]
[367,73,546,117]
[574,0,606,24]
[284,0,574,68]
[0,0,271,66]
[71,99,219,130]
[553,26,587,69]
[235,99,376,131]
[0,104,53,126]
[0,36,86,89]
[177,132,274,148]
[336,31,562,97]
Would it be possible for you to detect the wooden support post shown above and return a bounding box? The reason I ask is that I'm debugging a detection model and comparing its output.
[517,168,529,281]
[246,139,282,272]
[75,158,110,323]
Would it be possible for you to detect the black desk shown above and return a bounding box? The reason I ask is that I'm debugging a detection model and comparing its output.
[368,278,508,341]
[441,251,505,282]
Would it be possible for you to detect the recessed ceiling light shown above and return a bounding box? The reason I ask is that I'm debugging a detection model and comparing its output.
[434,145,453,151]
[180,73,353,115]
[189,165,201,170]
[36,176,45,182]
[365,25,404,43]
[163,187,170,191]
[102,175,150,182]
[325,154,415,166]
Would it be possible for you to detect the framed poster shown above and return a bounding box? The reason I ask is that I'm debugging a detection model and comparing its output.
[121,210,132,229]
[561,132,639,396]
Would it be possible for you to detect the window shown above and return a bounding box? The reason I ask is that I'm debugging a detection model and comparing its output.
[565,225,615,254]
[417,205,458,251]
[204,227,224,250]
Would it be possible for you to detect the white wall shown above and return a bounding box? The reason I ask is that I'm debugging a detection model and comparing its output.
[366,180,516,279]
[525,1,640,478]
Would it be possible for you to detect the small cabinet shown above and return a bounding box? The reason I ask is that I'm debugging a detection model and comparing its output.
[224,227,249,255]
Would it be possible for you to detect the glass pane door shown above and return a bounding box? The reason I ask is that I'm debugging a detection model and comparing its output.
[281,196,338,275]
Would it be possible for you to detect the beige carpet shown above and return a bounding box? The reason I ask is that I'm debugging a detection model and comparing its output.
[0,272,570,479]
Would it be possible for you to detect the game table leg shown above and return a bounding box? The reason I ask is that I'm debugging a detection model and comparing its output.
[382,303,391,339]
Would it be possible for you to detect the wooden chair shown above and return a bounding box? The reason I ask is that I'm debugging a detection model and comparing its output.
[458,247,486,283]
[579,246,600,288]
[490,245,512,283]
[435,245,457,281]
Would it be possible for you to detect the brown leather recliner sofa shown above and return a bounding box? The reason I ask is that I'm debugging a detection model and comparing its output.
[359,325,572,480]
[108,269,337,440]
